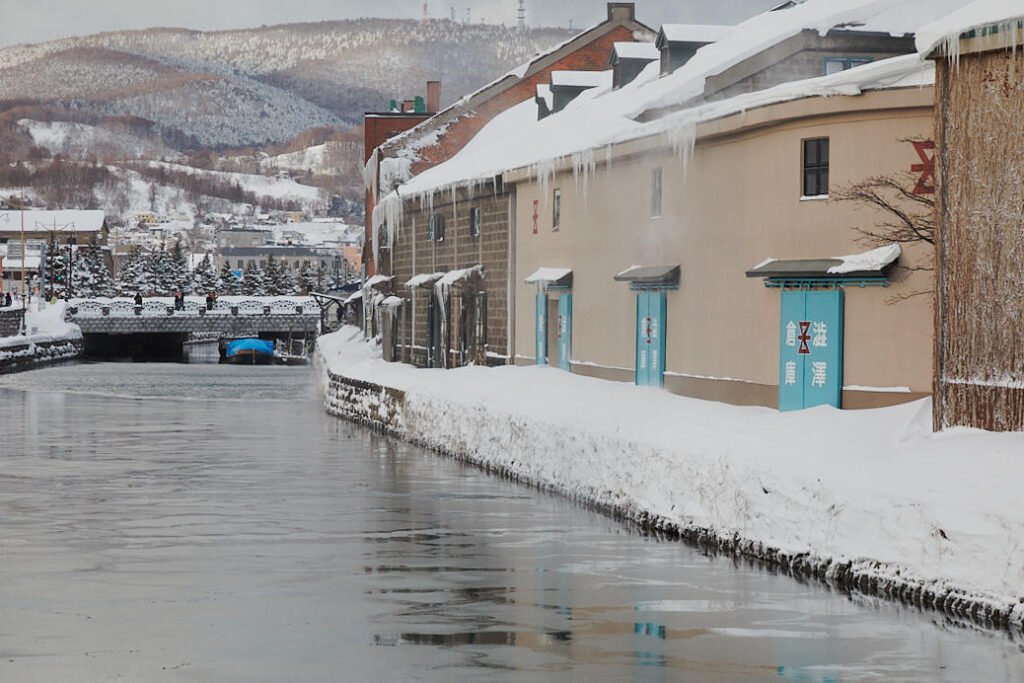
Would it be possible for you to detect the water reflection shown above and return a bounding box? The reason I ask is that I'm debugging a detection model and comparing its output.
[0,363,1021,681]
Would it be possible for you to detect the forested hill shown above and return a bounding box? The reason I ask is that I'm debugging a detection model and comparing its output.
[0,19,575,149]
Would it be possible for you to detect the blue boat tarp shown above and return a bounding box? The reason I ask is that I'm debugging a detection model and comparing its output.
[226,338,275,357]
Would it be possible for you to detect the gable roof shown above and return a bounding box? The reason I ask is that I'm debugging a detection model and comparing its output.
[374,6,654,175]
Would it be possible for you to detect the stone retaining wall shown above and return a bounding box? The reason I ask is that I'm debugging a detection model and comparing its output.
[320,364,1023,636]
[0,337,83,374]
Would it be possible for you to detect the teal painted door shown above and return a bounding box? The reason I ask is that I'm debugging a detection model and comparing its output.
[778,289,844,411]
[557,293,572,371]
[535,293,547,365]
[635,291,666,387]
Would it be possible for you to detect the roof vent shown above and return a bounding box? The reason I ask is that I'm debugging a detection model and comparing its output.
[609,41,659,89]
[548,70,610,114]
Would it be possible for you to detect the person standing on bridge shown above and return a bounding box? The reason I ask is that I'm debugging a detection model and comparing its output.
[134,292,143,306]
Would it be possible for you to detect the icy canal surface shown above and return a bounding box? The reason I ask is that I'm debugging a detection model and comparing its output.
[0,363,1022,681]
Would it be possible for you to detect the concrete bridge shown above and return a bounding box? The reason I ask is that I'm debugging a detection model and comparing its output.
[66,297,320,359]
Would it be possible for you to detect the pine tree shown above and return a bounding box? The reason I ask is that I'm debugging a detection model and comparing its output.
[298,261,318,294]
[70,246,116,297]
[277,262,300,295]
[263,254,282,295]
[241,260,267,296]
[192,253,218,294]
[217,262,243,295]
[169,239,193,295]
[147,248,176,296]
[117,247,152,297]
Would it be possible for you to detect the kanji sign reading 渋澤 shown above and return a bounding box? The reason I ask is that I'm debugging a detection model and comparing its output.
[778,289,843,411]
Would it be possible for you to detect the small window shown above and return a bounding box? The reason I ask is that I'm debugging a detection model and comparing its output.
[429,214,445,242]
[823,57,872,75]
[552,189,561,231]
[802,138,829,197]
[470,207,481,238]
[650,167,663,218]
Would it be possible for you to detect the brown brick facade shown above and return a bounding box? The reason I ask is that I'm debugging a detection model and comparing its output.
[409,25,639,176]
[385,185,512,368]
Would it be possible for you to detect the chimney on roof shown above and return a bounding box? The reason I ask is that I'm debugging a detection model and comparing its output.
[402,99,414,113]
[607,3,635,22]
[426,81,441,113]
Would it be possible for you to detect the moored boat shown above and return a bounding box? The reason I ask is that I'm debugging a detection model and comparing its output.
[223,338,274,364]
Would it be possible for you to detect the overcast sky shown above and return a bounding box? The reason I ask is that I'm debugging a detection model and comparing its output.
[1,0,781,49]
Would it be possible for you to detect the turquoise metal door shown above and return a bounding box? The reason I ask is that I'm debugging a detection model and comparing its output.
[778,288,843,411]
[557,293,572,371]
[535,293,547,365]
[635,291,666,387]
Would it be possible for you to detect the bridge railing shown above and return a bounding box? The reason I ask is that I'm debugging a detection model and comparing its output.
[66,297,315,318]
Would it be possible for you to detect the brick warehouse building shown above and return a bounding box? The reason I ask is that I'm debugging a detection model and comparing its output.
[364,4,655,368]
[364,3,655,277]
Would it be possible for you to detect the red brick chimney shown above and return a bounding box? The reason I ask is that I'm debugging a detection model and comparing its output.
[426,81,441,113]
[402,99,414,113]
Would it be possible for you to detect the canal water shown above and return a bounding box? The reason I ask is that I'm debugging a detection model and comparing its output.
[0,362,1022,681]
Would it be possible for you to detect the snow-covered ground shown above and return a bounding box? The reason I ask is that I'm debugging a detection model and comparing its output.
[0,301,82,364]
[317,327,1024,626]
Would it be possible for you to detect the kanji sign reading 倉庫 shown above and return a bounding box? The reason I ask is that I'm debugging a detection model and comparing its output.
[778,289,844,411]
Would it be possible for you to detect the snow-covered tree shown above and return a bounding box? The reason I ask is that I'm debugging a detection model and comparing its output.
[116,247,153,296]
[298,261,319,294]
[217,262,242,295]
[263,254,283,295]
[192,253,219,294]
[169,239,194,294]
[70,244,116,297]
[241,260,268,296]
[276,261,300,295]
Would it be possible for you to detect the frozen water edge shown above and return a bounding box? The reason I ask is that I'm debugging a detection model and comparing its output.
[315,327,1024,633]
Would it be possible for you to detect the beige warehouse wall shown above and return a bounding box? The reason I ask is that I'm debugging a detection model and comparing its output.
[514,87,934,406]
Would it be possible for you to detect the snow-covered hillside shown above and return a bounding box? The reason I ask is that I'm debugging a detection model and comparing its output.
[0,20,574,148]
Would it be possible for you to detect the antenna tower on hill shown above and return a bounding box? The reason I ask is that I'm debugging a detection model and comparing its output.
[516,0,526,30]
[422,1,429,23]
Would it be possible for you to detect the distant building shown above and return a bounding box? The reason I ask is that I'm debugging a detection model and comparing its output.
[0,210,108,246]
[217,228,272,249]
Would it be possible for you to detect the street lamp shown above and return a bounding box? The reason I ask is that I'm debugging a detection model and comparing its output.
[66,236,76,300]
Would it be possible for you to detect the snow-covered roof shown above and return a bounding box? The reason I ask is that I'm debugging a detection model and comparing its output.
[2,256,42,269]
[916,0,1023,57]
[404,272,446,288]
[388,52,933,204]
[363,274,394,289]
[550,70,610,88]
[611,41,660,62]
[343,290,363,304]
[524,267,572,284]
[658,24,733,44]
[746,243,902,278]
[828,243,902,274]
[378,0,958,206]
[379,295,404,308]
[0,210,105,233]
[436,265,483,288]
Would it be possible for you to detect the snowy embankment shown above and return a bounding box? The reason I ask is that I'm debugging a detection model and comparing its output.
[316,327,1024,630]
[0,301,83,370]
